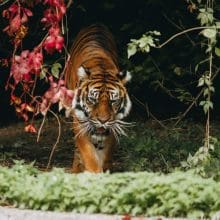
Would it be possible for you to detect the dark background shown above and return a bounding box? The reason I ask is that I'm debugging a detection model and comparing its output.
[1,0,220,125]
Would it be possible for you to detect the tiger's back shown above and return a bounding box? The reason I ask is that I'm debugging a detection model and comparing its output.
[65,24,119,90]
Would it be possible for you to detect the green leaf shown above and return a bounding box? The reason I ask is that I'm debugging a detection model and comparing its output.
[205,45,213,54]
[174,67,182,76]
[51,63,62,78]
[199,8,205,13]
[215,47,220,57]
[198,77,205,87]
[197,10,214,25]
[147,37,156,47]
[203,88,209,97]
[180,161,189,168]
[204,77,211,86]
[152,30,161,36]
[143,45,150,53]
[40,67,47,79]
[127,43,137,59]
[200,100,213,114]
[199,100,205,106]
[195,64,199,73]
[138,37,148,48]
[201,28,216,39]
[215,21,220,28]
[197,13,208,25]
[210,86,215,92]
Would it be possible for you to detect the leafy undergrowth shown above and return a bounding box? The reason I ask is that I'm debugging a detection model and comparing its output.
[0,161,220,218]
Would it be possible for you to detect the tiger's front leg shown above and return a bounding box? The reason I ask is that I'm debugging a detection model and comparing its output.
[95,134,116,171]
[72,119,102,173]
[75,135,103,173]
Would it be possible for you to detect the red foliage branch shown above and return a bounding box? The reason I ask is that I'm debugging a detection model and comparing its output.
[2,2,33,45]
[1,0,73,133]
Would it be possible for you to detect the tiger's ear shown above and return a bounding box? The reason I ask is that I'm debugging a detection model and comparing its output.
[77,66,90,81]
[117,71,132,84]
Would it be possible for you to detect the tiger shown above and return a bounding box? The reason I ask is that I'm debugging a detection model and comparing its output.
[65,24,132,173]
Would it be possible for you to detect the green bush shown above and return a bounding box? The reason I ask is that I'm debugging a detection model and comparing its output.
[0,161,220,218]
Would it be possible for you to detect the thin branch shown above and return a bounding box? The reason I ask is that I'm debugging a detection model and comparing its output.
[37,114,46,142]
[31,74,38,96]
[132,95,168,129]
[205,46,213,150]
[159,153,170,172]
[155,80,177,99]
[163,13,198,46]
[156,26,216,49]
[162,13,182,30]
[145,103,168,130]
[173,89,203,127]
[178,20,196,46]
[66,0,73,9]
[0,0,11,6]
[46,110,61,171]
[163,13,196,46]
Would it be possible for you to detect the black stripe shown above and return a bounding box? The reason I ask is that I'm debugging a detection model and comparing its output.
[75,104,83,111]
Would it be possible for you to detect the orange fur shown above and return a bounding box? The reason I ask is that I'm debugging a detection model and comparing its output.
[65,24,119,90]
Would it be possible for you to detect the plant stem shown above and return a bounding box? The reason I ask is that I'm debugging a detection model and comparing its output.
[205,48,213,150]
[46,110,61,170]
[205,0,214,151]
[157,26,217,49]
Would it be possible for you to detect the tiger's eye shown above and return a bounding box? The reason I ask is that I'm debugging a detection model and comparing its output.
[111,98,121,106]
[86,96,96,104]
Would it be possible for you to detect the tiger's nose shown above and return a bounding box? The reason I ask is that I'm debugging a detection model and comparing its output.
[97,116,110,124]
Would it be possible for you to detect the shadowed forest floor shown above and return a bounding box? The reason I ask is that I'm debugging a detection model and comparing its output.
[0,115,219,173]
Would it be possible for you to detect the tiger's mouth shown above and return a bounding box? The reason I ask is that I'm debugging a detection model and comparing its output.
[95,127,110,135]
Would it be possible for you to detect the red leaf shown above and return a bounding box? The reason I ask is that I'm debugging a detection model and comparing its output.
[25,124,37,133]
[23,8,33,17]
[25,104,35,112]
[11,95,22,105]
[8,3,19,13]
[21,113,29,121]
[20,13,28,23]
[9,14,21,34]
[43,27,64,54]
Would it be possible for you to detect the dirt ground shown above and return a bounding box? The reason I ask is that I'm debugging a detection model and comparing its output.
[0,116,77,171]
[0,115,123,172]
[1,114,203,173]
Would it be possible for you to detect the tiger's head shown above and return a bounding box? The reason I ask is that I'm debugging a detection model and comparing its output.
[72,66,132,139]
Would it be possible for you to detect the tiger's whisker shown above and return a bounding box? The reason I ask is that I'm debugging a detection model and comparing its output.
[115,120,134,127]
[111,127,120,143]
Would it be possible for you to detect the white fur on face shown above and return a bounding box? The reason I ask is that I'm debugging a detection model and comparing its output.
[124,71,132,83]
[75,109,86,120]
[118,71,132,84]
[77,66,87,80]
[72,89,78,109]
[72,88,87,120]
[123,94,132,117]
[116,94,132,120]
